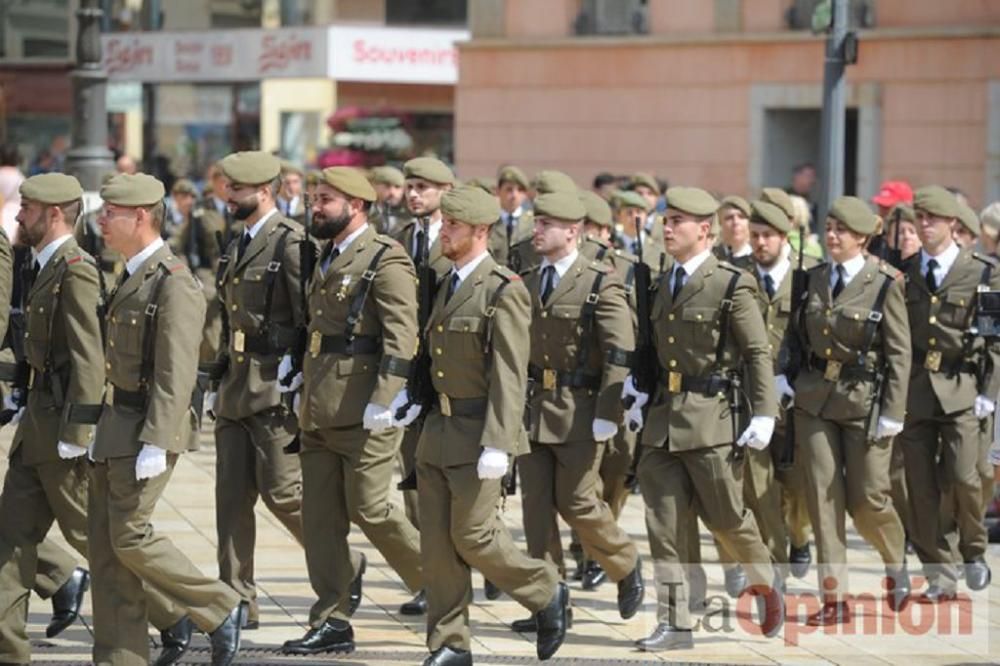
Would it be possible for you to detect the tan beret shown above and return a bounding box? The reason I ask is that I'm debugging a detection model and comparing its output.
[720,195,751,218]
[616,190,652,212]
[320,167,377,203]
[630,172,659,193]
[403,157,455,185]
[219,151,281,185]
[20,173,83,205]
[750,200,791,233]
[100,173,165,207]
[579,190,612,228]
[914,185,961,219]
[760,187,795,219]
[370,166,404,187]
[534,191,586,221]
[171,178,197,195]
[441,185,500,226]
[468,176,497,194]
[980,202,1000,241]
[665,186,719,217]
[889,203,915,223]
[497,165,529,189]
[828,195,878,235]
[532,170,577,195]
[280,159,304,177]
[956,201,981,237]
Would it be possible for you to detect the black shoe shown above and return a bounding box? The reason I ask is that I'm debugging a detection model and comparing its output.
[422,646,472,666]
[724,565,748,598]
[46,567,89,638]
[807,601,850,626]
[616,559,644,620]
[510,608,573,633]
[282,619,355,655]
[484,579,502,600]
[349,553,366,616]
[400,589,427,615]
[635,624,694,651]
[965,558,992,591]
[688,565,707,612]
[756,585,784,638]
[535,581,569,661]
[788,543,811,580]
[208,604,244,666]
[886,565,911,612]
[152,616,194,666]
[919,584,957,604]
[581,561,607,591]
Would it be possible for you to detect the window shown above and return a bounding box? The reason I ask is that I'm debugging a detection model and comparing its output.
[575,0,647,36]
[385,0,467,26]
[0,0,70,60]
[785,0,875,31]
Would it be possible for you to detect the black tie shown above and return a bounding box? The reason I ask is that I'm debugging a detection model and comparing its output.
[672,266,686,301]
[238,232,252,259]
[763,273,775,299]
[412,229,423,261]
[321,246,340,275]
[925,258,939,292]
[540,265,556,304]
[832,264,846,299]
[446,271,460,302]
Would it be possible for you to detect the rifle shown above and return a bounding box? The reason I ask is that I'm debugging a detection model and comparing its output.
[886,206,903,269]
[280,191,314,392]
[776,236,810,471]
[0,246,33,424]
[624,215,657,486]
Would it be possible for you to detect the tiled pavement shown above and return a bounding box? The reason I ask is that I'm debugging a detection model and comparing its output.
[3,428,997,665]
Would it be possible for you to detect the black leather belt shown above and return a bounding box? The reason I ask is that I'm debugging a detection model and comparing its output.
[662,370,733,395]
[307,333,380,357]
[528,364,601,391]
[108,384,146,409]
[231,327,300,355]
[810,355,877,382]
[435,395,488,418]
[912,348,977,375]
[0,361,28,385]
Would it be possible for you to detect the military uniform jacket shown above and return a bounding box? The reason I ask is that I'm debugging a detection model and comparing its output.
[901,248,1000,417]
[12,239,104,465]
[300,224,417,432]
[713,245,754,271]
[215,213,306,420]
[0,229,12,343]
[392,217,452,280]
[416,255,530,468]
[754,255,819,371]
[642,254,777,451]
[94,245,206,459]
[370,202,411,235]
[488,211,534,270]
[790,257,910,422]
[580,234,655,318]
[171,207,221,272]
[524,254,633,444]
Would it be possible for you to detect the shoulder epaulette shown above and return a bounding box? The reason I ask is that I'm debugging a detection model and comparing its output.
[807,261,828,273]
[877,261,902,279]
[717,260,742,275]
[588,259,612,273]
[159,254,185,274]
[972,252,999,267]
[491,264,516,281]
[374,233,400,248]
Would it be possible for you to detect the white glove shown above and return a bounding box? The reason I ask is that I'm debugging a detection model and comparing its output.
[57,441,88,459]
[625,404,645,432]
[974,395,996,419]
[390,388,422,428]
[593,418,618,442]
[135,443,168,480]
[205,391,218,421]
[621,375,649,411]
[277,354,303,393]
[775,374,795,403]
[362,402,393,433]
[477,447,509,480]
[989,440,1000,466]
[737,416,775,450]
[292,392,301,418]
[875,416,904,440]
[3,394,24,425]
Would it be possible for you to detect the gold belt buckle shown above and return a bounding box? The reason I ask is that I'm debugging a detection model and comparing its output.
[439,394,452,416]
[824,360,842,382]
[27,367,35,389]
[233,330,245,353]
[924,350,942,372]
[309,330,322,358]
[668,371,682,393]
[542,368,557,391]
[105,384,114,404]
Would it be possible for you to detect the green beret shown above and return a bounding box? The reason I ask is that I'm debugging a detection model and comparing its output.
[219,151,281,185]
[720,195,751,218]
[665,186,719,217]
[760,187,794,219]
[468,176,497,194]
[100,173,165,207]
[280,159,304,177]
[579,190,612,228]
[171,178,197,195]
[750,200,791,233]
[914,185,960,219]
[497,165,529,189]
[320,167,376,203]
[616,190,652,212]
[19,173,83,205]
[890,203,915,223]
[534,191,586,221]
[306,170,323,186]
[956,201,981,236]
[441,185,500,226]
[531,170,576,195]
[630,172,659,193]
[403,157,455,185]
[828,195,878,235]
[370,166,404,187]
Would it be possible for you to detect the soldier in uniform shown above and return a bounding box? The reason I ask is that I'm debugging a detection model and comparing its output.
[283,167,423,654]
[712,196,754,270]
[415,185,569,666]
[628,173,665,247]
[89,173,243,665]
[898,186,997,601]
[369,165,409,235]
[277,160,306,224]
[625,187,784,651]
[488,165,533,270]
[953,201,980,249]
[207,151,314,630]
[613,191,659,266]
[782,196,911,625]
[201,163,240,249]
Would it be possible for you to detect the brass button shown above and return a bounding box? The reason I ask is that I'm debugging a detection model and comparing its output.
[854,313,861,320]
[435,347,443,355]
[437,325,444,332]
[668,359,677,368]
[109,340,115,348]
[543,353,550,362]
[822,328,830,335]
[667,336,675,344]
[112,316,117,324]
[316,309,323,316]
[541,333,548,340]
[131,319,137,325]
[825,348,832,357]
[23,331,28,339]
[237,355,245,363]
[929,337,937,346]
[231,304,238,311]
[541,311,548,318]
[960,299,966,307]
[320,288,326,295]
[105,362,111,370]
[696,313,703,321]
[436,370,444,378]
[825,309,832,316]
[929,315,937,325]
[38,306,44,313]
[463,325,469,331]
[668,314,675,321]
[233,278,240,284]
[768,323,774,330]
[930,295,938,304]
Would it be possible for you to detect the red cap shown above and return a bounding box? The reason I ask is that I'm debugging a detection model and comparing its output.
[872,181,913,207]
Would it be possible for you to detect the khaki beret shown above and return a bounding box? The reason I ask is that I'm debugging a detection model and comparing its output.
[828,195,878,235]
[956,201,981,237]
[320,167,377,203]
[616,190,652,212]
[219,151,281,185]
[888,203,915,223]
[531,170,576,195]
[100,173,165,207]
[468,176,497,194]
[171,178,197,195]
[19,173,83,205]
[579,190,612,228]
[370,166,404,187]
[914,185,960,219]
[760,187,795,219]
[750,200,791,233]
[980,202,1000,241]
[441,185,500,226]
[665,186,719,217]
[280,160,304,177]
[403,157,455,185]
[497,165,529,189]
[306,170,323,186]
[720,195,751,218]
[534,191,586,221]
[630,172,659,193]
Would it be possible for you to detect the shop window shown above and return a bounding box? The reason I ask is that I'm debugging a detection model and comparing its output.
[574,0,647,36]
[0,0,70,59]
[385,0,467,26]
[784,0,875,30]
